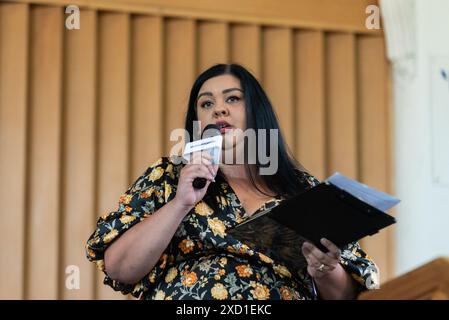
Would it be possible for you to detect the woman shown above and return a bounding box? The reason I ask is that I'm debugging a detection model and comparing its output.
[86,64,379,300]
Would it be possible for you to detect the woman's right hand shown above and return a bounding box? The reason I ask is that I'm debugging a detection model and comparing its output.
[173,151,218,213]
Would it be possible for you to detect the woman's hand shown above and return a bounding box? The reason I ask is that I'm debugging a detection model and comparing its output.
[301,238,342,279]
[173,151,218,213]
[301,238,358,299]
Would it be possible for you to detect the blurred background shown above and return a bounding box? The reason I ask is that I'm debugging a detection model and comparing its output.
[0,0,448,299]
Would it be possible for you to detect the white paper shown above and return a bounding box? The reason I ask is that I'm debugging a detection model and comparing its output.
[326,172,400,212]
[183,135,222,165]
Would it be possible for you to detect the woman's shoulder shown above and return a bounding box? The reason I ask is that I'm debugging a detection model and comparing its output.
[128,156,185,193]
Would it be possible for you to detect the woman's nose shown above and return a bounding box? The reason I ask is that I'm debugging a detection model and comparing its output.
[213,101,229,117]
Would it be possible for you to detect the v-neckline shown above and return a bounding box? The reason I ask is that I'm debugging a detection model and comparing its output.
[216,170,282,220]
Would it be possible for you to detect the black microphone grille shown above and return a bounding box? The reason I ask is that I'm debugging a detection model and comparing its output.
[202,124,220,138]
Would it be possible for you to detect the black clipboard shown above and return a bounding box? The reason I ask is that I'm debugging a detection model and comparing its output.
[227,182,397,271]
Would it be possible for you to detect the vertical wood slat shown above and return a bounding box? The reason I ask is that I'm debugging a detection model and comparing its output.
[131,16,164,179]
[0,2,29,300]
[262,27,295,153]
[294,30,326,180]
[164,19,196,155]
[96,12,130,300]
[61,9,97,300]
[357,35,391,282]
[325,33,358,179]
[198,21,229,73]
[26,6,63,299]
[230,24,261,80]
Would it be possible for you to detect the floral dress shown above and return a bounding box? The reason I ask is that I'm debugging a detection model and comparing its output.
[85,157,379,300]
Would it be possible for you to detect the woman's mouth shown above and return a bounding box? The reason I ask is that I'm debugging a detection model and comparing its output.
[216,121,233,134]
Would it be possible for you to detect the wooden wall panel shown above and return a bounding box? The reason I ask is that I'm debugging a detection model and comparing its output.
[26,6,63,299]
[294,30,326,180]
[130,16,164,178]
[60,9,97,299]
[198,21,229,73]
[0,0,393,299]
[164,19,196,154]
[96,12,130,300]
[262,27,295,152]
[230,24,261,80]
[357,35,392,282]
[325,33,358,179]
[0,2,29,300]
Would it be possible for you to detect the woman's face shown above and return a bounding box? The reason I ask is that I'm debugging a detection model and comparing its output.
[196,74,247,153]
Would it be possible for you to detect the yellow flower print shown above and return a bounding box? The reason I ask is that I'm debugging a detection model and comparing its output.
[119,194,133,204]
[195,202,213,216]
[235,264,253,278]
[219,257,228,266]
[103,229,118,244]
[124,206,132,213]
[273,264,292,278]
[149,167,164,182]
[165,267,178,283]
[207,218,227,237]
[218,269,226,276]
[165,183,172,201]
[166,164,175,179]
[119,214,136,225]
[178,239,195,254]
[95,260,105,271]
[258,253,274,264]
[214,275,221,281]
[211,283,228,300]
[181,271,198,287]
[154,290,165,300]
[140,188,154,199]
[250,282,270,300]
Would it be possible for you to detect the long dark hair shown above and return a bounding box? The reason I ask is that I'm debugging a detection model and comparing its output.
[184,63,310,199]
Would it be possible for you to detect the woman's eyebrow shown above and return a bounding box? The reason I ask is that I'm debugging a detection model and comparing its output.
[197,87,243,100]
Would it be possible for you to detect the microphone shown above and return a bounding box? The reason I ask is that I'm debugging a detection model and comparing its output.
[192,124,221,189]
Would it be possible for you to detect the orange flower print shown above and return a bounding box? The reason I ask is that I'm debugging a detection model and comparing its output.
[178,239,195,254]
[235,264,253,278]
[140,188,153,199]
[119,194,133,205]
[182,271,198,287]
[280,287,296,300]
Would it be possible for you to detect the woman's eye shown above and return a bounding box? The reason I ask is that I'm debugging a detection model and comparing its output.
[200,101,213,108]
[227,96,241,103]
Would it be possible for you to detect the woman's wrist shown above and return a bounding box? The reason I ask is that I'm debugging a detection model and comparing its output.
[170,197,194,217]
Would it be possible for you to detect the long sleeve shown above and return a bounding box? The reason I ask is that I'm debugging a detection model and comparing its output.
[85,157,178,298]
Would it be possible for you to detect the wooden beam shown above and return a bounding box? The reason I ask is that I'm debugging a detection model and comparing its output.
[8,0,382,34]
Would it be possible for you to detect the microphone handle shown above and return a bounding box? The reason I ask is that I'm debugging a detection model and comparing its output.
[192,177,207,189]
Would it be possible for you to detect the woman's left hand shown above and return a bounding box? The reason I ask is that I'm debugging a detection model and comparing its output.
[301,238,342,279]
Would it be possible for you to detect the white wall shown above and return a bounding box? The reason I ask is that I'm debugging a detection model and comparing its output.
[390,0,449,276]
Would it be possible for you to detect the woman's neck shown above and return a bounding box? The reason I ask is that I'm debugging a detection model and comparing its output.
[219,164,275,197]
